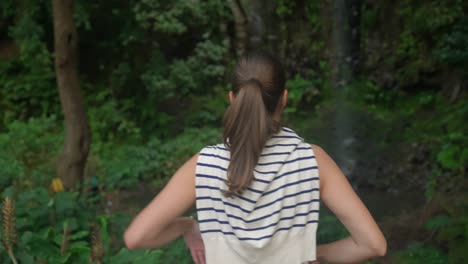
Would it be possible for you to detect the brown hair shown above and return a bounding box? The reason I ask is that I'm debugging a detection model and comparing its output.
[223,52,286,197]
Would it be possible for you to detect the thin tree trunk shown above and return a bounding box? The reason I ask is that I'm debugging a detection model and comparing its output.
[52,0,91,190]
[227,0,248,57]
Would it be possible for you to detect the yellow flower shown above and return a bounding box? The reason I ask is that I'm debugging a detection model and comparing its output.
[51,178,64,193]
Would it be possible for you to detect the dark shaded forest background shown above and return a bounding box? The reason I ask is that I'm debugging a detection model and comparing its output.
[0,0,467,263]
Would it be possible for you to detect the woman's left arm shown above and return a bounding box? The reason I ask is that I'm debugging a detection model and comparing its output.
[124,153,199,249]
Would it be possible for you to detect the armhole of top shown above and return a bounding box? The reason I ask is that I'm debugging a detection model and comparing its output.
[195,147,209,186]
[308,143,320,182]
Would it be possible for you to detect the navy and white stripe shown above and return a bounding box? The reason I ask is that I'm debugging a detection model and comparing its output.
[195,127,320,262]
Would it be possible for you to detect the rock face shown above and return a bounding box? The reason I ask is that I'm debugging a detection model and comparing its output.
[305,101,430,193]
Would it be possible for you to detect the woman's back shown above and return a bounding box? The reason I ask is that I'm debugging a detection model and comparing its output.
[124,52,386,264]
[196,128,319,263]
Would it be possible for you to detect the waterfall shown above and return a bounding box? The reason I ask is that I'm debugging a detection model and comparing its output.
[330,0,361,177]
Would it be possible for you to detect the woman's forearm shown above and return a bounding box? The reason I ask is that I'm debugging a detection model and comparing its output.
[125,217,194,249]
[317,236,386,263]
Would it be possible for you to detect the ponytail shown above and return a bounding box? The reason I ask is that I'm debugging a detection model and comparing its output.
[223,79,275,197]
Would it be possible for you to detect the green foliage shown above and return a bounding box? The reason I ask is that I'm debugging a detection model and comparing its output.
[393,244,449,264]
[87,90,142,143]
[356,77,467,262]
[0,0,15,19]
[73,0,92,30]
[275,0,295,18]
[425,197,468,264]
[132,0,229,98]
[106,248,164,264]
[304,1,322,32]
[158,238,193,263]
[0,187,91,263]
[97,139,163,190]
[157,127,221,178]
[362,0,466,87]
[399,0,463,33]
[11,228,91,264]
[0,0,467,262]
[99,0,230,134]
[436,133,468,170]
[359,86,467,194]
[361,3,379,32]
[2,0,230,137]
[351,79,398,116]
[184,90,227,126]
[0,1,57,125]
[284,67,329,115]
[0,183,194,263]
[317,213,349,244]
[0,116,61,189]
[92,127,220,190]
[134,0,228,34]
[403,95,468,176]
[141,39,228,104]
[285,75,317,114]
[435,17,468,70]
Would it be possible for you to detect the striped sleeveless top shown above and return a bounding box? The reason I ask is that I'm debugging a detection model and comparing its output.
[195,127,320,264]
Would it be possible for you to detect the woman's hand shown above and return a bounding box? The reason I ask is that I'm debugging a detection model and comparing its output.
[183,218,206,264]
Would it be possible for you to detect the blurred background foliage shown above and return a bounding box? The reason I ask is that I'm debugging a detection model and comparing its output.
[0,0,467,263]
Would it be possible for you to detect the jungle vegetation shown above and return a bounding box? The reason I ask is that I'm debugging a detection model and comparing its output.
[0,0,467,263]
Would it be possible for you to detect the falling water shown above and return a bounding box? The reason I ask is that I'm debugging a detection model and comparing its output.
[330,0,357,177]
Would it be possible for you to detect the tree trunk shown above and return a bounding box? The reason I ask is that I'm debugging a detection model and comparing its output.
[52,0,91,190]
[227,0,248,57]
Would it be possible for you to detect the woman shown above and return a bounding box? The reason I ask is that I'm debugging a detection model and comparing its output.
[124,52,387,263]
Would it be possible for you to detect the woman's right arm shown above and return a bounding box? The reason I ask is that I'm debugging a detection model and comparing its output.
[312,145,387,263]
